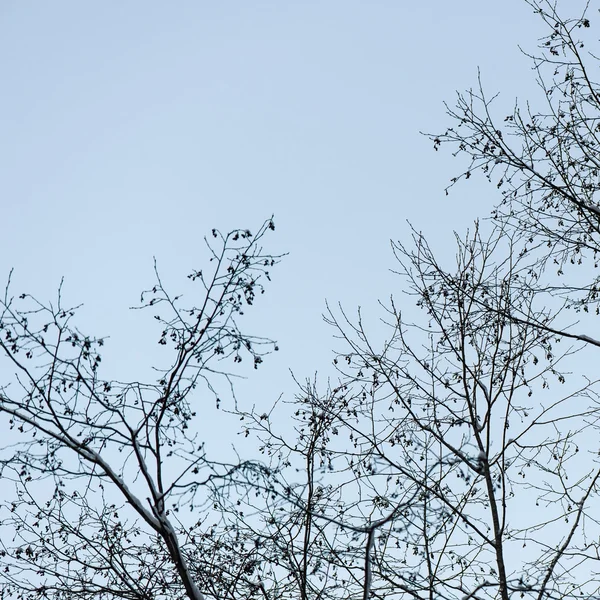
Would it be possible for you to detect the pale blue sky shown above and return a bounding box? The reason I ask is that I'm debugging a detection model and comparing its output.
[1,1,542,401]
[4,7,599,594]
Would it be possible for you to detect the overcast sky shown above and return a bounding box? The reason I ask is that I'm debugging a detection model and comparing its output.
[1,1,547,413]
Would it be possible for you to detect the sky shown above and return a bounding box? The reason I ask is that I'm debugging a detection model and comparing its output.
[0,1,547,420]
[6,3,600,594]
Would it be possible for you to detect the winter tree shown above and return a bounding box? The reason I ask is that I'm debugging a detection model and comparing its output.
[0,221,282,600]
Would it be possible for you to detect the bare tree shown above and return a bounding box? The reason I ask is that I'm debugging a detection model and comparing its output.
[226,221,600,600]
[432,0,600,345]
[0,219,281,600]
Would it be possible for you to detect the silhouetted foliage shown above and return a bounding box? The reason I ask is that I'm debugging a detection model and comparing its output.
[0,220,281,600]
